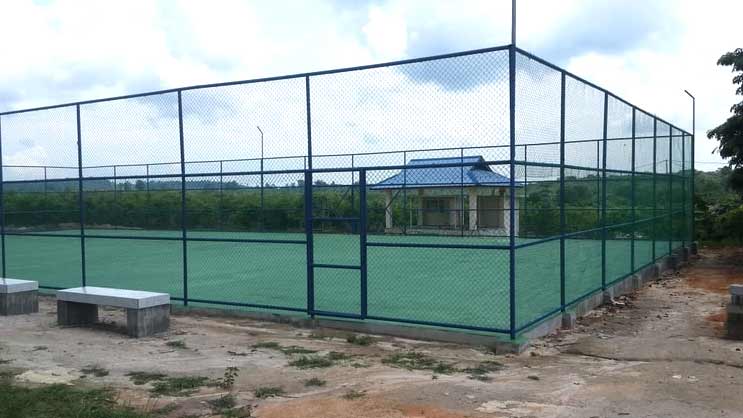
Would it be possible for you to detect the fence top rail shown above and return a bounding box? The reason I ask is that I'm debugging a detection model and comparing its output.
[0,44,513,116]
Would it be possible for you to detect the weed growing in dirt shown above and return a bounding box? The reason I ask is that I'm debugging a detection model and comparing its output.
[126,371,167,385]
[289,355,335,369]
[346,334,374,346]
[81,365,110,378]
[165,340,187,349]
[342,390,366,400]
[254,386,285,399]
[327,351,353,361]
[150,376,211,397]
[216,367,240,390]
[382,351,456,374]
[304,377,327,387]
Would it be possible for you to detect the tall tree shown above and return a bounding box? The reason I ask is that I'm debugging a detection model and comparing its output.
[708,48,743,191]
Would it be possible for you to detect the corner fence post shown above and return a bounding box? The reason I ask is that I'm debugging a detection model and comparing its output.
[681,132,686,249]
[0,115,5,277]
[508,44,517,339]
[559,72,566,311]
[305,75,315,317]
[359,169,367,318]
[177,91,188,306]
[631,108,636,273]
[76,104,87,287]
[601,93,608,290]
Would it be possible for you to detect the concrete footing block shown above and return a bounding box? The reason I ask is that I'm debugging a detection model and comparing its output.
[0,290,39,315]
[126,305,170,337]
[631,274,643,291]
[57,300,98,326]
[561,311,577,330]
[690,241,698,255]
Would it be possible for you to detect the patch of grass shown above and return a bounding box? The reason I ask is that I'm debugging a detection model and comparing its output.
[346,334,374,346]
[288,355,335,369]
[207,394,236,411]
[81,365,110,378]
[280,345,317,355]
[126,371,167,386]
[0,381,151,417]
[462,361,505,381]
[254,386,285,399]
[304,377,327,387]
[342,389,366,400]
[382,351,456,374]
[351,362,370,368]
[0,358,11,364]
[327,351,353,361]
[165,340,187,349]
[150,376,211,397]
[252,341,281,350]
[227,351,249,356]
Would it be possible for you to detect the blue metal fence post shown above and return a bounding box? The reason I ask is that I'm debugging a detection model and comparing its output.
[76,104,87,287]
[652,118,657,261]
[681,133,686,248]
[559,72,566,311]
[177,91,188,306]
[0,115,5,277]
[305,75,315,317]
[508,44,517,339]
[668,125,672,254]
[359,169,368,318]
[630,108,636,272]
[601,93,608,290]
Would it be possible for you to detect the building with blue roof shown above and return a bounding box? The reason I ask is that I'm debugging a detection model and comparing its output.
[373,156,519,235]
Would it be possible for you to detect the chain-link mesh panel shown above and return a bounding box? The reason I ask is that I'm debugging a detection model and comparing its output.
[310,50,510,164]
[368,245,509,330]
[515,239,560,328]
[0,107,82,289]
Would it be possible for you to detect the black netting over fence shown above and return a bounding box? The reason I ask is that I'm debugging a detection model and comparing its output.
[0,45,692,338]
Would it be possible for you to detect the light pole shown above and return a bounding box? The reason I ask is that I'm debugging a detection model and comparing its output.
[257,126,264,232]
[684,90,695,243]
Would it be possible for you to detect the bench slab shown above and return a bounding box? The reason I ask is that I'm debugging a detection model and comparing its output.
[57,287,169,309]
[0,278,38,294]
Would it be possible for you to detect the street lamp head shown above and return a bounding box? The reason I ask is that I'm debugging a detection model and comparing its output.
[684,89,695,99]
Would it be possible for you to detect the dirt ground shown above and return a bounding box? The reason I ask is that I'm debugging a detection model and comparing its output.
[2,247,743,418]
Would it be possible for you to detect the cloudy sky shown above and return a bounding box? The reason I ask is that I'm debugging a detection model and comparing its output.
[0,0,741,174]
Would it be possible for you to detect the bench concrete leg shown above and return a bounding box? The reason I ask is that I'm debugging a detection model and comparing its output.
[0,290,39,315]
[126,305,169,337]
[57,300,98,326]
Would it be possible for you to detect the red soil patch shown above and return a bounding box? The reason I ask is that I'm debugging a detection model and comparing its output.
[257,396,479,418]
[705,310,728,333]
[685,247,743,294]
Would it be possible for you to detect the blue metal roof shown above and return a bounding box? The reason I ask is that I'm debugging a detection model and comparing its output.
[372,156,513,189]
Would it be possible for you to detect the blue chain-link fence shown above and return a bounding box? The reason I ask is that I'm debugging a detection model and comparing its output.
[0,45,693,338]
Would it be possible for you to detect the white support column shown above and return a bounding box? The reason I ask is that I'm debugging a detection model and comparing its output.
[468,187,478,231]
[384,190,393,230]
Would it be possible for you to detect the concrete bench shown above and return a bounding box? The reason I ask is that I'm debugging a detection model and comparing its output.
[57,287,170,337]
[728,285,743,340]
[0,278,39,315]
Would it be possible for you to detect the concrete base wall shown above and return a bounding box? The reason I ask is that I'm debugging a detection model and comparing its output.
[0,290,39,315]
[522,247,687,341]
[172,247,691,354]
[57,300,98,326]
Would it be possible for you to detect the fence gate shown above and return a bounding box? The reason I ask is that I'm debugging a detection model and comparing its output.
[307,169,367,319]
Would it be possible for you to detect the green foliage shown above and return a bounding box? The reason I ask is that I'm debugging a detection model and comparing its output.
[0,381,151,418]
[381,351,456,374]
[708,48,743,192]
[125,371,167,386]
[345,334,375,346]
[253,386,285,399]
[303,377,327,387]
[721,205,743,243]
[150,376,211,397]
[288,355,335,369]
[80,365,109,378]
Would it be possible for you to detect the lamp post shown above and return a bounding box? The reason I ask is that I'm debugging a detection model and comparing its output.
[684,90,695,243]
[257,126,264,232]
